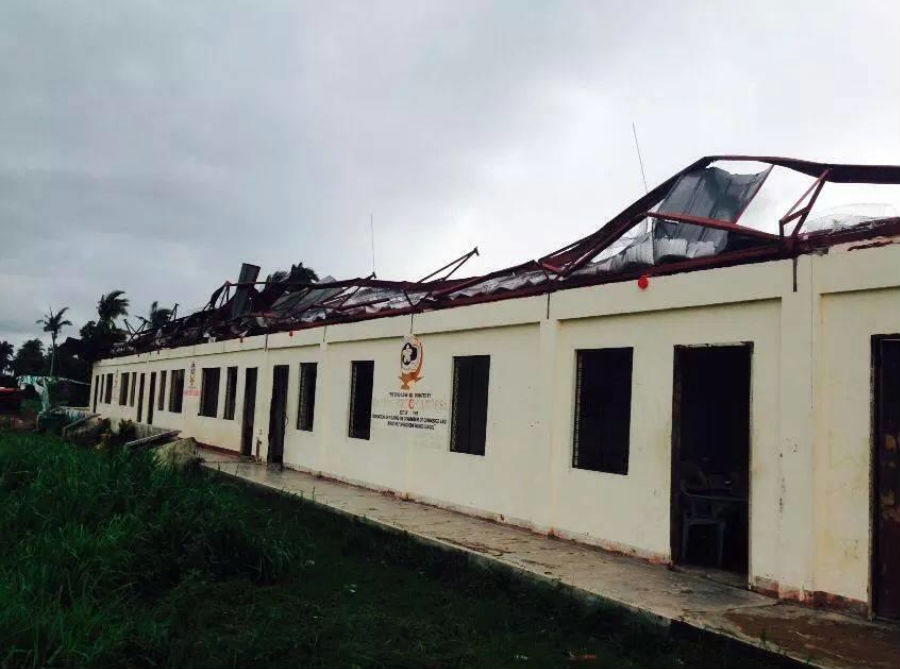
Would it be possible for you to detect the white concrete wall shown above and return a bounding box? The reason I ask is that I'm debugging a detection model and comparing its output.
[92,238,900,611]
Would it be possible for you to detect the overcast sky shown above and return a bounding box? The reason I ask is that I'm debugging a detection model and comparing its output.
[1,0,898,348]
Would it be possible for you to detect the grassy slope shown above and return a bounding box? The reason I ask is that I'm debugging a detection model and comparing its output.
[0,430,775,668]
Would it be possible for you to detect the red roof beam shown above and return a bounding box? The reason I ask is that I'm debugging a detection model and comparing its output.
[417,247,480,283]
[651,211,781,242]
[705,155,900,184]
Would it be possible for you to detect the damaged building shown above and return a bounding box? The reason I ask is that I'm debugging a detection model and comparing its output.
[90,155,900,620]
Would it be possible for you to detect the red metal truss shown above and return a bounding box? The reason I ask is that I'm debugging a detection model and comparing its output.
[779,169,830,243]
[704,155,900,184]
[648,212,781,242]
[538,155,900,277]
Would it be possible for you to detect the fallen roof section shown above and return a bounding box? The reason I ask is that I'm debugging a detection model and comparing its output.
[107,155,900,357]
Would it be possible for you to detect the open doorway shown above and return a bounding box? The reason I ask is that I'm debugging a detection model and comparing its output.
[671,344,751,580]
[267,365,289,468]
[873,335,900,620]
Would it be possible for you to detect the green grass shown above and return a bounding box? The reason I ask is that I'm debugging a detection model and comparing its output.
[0,430,779,668]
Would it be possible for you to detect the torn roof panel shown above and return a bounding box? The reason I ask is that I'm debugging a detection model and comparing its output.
[107,155,900,357]
[656,165,770,223]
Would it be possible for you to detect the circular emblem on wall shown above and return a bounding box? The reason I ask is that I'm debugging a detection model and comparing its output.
[399,335,424,390]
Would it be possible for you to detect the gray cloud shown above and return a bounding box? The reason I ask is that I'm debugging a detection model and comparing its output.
[1,0,898,347]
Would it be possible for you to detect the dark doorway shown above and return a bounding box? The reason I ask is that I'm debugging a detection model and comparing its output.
[267,365,289,467]
[92,377,98,413]
[147,372,156,425]
[873,336,900,620]
[671,344,751,576]
[136,373,145,423]
[241,368,258,458]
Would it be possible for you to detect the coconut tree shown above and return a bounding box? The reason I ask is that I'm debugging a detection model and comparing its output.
[13,339,45,376]
[0,340,13,371]
[292,262,319,284]
[36,307,73,377]
[266,263,320,285]
[97,290,129,328]
[147,301,174,329]
[0,340,13,375]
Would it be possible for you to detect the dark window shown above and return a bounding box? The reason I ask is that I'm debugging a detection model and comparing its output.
[169,369,185,413]
[223,366,238,420]
[297,362,318,431]
[450,355,490,456]
[129,372,137,407]
[136,373,145,423]
[104,374,113,403]
[119,373,129,405]
[158,370,167,411]
[573,348,633,475]
[348,361,374,440]
[199,367,221,417]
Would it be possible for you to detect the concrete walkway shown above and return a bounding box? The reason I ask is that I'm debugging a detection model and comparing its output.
[202,453,899,669]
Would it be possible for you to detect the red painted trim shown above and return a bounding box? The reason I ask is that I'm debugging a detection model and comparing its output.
[750,577,869,618]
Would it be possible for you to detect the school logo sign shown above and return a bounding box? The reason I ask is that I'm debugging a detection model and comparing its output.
[399,335,424,389]
[372,334,447,435]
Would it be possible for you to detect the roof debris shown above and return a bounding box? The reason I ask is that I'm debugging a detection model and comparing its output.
[107,155,900,357]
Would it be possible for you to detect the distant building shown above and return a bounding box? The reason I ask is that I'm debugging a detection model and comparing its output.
[91,155,900,621]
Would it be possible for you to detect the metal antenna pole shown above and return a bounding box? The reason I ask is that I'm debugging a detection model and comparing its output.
[632,122,649,194]
[369,213,376,277]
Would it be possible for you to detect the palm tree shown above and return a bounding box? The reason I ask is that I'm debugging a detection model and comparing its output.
[12,339,45,376]
[292,263,319,283]
[36,307,73,377]
[0,340,13,375]
[147,301,174,329]
[267,263,320,285]
[97,290,129,328]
